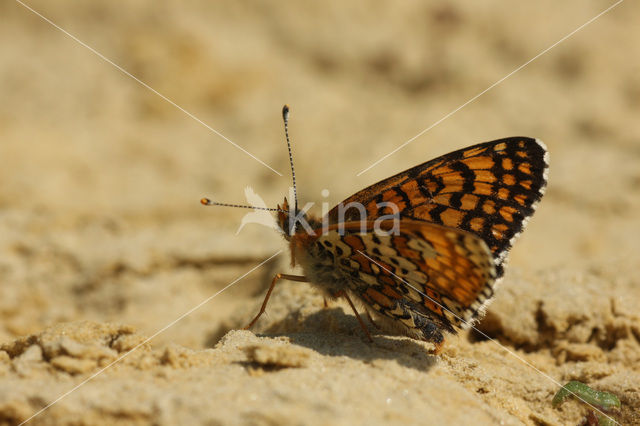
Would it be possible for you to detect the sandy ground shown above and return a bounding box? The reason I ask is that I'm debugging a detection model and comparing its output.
[1,1,639,425]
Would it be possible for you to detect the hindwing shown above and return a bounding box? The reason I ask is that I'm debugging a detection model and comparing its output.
[312,220,497,332]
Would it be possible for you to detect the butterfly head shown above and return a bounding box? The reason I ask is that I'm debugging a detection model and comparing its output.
[276,196,309,239]
[276,197,290,237]
[201,105,314,240]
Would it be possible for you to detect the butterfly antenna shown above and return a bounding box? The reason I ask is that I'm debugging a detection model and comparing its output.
[282,104,298,213]
[200,198,285,212]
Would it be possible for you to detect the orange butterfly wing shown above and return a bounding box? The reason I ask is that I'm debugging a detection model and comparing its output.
[310,220,496,338]
[327,137,548,277]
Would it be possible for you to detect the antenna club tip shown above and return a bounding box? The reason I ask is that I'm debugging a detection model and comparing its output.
[282,104,290,120]
[200,198,211,205]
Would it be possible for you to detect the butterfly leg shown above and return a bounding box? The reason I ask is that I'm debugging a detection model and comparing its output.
[334,290,373,342]
[365,309,382,330]
[430,340,444,355]
[244,273,308,330]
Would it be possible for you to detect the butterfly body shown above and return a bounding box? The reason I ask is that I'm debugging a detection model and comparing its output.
[268,137,548,350]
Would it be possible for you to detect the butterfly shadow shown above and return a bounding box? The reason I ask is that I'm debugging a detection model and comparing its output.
[260,307,439,372]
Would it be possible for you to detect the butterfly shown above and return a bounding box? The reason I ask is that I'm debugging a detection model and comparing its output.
[202,105,549,353]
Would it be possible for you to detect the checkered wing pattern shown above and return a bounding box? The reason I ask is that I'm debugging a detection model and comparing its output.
[313,220,497,335]
[328,137,549,277]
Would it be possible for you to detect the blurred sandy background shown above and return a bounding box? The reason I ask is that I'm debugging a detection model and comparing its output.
[1,1,639,424]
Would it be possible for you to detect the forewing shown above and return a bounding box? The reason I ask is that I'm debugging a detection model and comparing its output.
[328,137,548,276]
[315,220,497,330]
